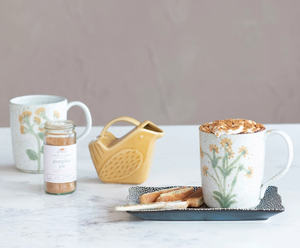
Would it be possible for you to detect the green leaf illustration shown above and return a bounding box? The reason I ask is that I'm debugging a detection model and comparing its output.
[224,200,237,208]
[231,177,237,189]
[26,149,38,161]
[225,194,237,202]
[223,194,237,208]
[39,123,44,129]
[211,156,221,169]
[37,132,44,141]
[225,167,236,177]
[213,196,224,208]
[213,191,225,202]
[41,145,44,154]
[213,191,238,208]
[222,155,226,169]
[217,166,226,177]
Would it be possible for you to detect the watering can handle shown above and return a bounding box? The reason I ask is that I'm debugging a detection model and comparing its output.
[100,116,141,137]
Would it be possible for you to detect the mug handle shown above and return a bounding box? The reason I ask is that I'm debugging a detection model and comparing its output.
[67,101,92,143]
[260,129,293,199]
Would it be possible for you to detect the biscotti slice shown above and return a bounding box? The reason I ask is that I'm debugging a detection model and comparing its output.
[183,188,204,207]
[156,187,194,202]
[139,187,187,204]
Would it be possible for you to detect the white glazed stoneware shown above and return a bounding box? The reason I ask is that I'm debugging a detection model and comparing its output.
[199,129,293,209]
[10,95,92,173]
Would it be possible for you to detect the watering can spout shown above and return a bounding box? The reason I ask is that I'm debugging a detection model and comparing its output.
[141,121,164,140]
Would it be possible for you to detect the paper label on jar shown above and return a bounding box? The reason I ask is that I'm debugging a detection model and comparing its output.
[44,144,77,183]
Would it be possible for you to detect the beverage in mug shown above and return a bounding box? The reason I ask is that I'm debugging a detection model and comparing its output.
[199,119,293,209]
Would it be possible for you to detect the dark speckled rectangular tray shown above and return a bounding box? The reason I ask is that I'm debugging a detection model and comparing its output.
[126,186,284,221]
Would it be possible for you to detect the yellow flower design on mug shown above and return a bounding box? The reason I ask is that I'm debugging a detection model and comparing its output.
[22,111,32,118]
[34,116,41,125]
[53,111,60,119]
[18,111,32,129]
[35,107,50,121]
[226,148,235,159]
[18,107,52,173]
[245,166,254,178]
[20,125,27,134]
[35,107,45,116]
[202,165,209,177]
[19,115,24,124]
[209,144,219,154]
[238,146,249,158]
[220,138,233,149]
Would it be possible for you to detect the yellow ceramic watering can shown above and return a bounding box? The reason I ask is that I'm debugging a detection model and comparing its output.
[89,116,164,184]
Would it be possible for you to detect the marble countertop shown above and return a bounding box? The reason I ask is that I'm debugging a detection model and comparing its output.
[1,124,299,247]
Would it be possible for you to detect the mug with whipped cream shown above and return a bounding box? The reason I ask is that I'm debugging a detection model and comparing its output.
[199,119,293,209]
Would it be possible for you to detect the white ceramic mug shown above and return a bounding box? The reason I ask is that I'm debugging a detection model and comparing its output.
[199,129,293,209]
[10,95,92,173]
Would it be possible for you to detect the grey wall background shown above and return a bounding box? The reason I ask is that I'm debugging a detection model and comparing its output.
[1,0,300,127]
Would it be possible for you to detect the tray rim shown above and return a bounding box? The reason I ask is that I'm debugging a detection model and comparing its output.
[126,185,284,213]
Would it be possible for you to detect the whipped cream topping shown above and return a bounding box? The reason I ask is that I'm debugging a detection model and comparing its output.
[200,119,265,137]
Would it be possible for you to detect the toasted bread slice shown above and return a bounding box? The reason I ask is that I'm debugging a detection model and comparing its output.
[156,187,194,202]
[183,187,204,207]
[139,187,187,204]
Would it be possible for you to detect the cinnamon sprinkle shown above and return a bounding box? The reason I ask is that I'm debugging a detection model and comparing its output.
[199,119,265,137]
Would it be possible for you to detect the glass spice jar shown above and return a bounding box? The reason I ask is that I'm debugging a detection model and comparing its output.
[43,120,77,195]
